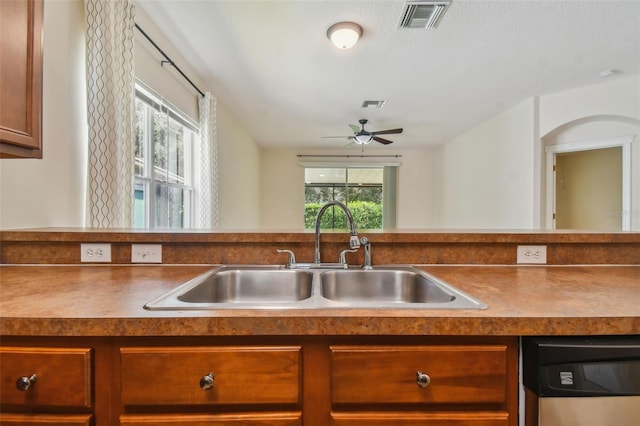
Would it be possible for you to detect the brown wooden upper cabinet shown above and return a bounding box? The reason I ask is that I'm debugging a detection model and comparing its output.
[0,0,44,158]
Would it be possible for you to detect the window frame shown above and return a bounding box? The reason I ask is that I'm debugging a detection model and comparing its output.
[303,165,395,230]
[133,83,197,229]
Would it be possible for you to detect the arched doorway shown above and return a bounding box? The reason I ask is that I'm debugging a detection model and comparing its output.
[541,115,638,231]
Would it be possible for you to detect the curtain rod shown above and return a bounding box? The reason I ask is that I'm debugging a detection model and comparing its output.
[297,154,402,158]
[134,23,205,97]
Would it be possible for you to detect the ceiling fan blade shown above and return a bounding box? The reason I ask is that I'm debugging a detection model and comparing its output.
[373,136,394,145]
[322,136,352,139]
[372,128,403,136]
[349,124,360,133]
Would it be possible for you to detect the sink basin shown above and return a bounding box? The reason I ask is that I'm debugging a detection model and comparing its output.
[319,269,455,303]
[144,265,486,310]
[178,269,313,303]
[144,266,314,310]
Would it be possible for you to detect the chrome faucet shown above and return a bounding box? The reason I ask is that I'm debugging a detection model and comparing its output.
[314,200,360,264]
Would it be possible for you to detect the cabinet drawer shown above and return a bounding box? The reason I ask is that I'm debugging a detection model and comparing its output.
[0,414,93,426]
[0,347,92,408]
[121,346,301,406]
[330,345,507,405]
[330,411,509,426]
[120,412,302,425]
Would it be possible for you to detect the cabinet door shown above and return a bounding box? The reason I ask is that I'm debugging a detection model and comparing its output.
[330,345,507,405]
[120,412,302,425]
[0,414,92,426]
[330,412,509,426]
[121,346,301,406]
[0,0,43,158]
[0,347,93,408]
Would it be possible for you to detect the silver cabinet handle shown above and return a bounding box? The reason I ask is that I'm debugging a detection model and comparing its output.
[199,372,214,390]
[16,374,37,391]
[416,371,430,388]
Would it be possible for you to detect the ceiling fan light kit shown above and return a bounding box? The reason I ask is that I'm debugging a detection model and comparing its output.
[327,21,363,49]
[323,119,403,146]
[353,134,373,145]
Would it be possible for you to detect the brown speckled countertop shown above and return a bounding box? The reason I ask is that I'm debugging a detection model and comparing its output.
[1,264,638,337]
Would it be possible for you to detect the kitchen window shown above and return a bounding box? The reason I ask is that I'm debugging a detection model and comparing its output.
[133,84,197,228]
[304,166,397,229]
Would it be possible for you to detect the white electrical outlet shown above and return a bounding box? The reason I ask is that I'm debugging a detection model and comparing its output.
[81,243,112,263]
[131,244,162,263]
[517,245,547,264]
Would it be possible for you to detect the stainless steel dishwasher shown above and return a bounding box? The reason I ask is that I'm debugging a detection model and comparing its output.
[523,336,640,426]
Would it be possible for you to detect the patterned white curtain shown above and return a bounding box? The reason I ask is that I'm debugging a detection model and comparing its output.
[198,92,219,228]
[84,0,135,227]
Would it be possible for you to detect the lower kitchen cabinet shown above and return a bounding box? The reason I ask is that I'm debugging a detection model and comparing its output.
[330,412,509,426]
[331,345,508,405]
[0,336,518,426]
[0,346,93,425]
[0,414,92,426]
[119,345,302,424]
[329,343,514,426]
[119,413,302,425]
[120,346,301,406]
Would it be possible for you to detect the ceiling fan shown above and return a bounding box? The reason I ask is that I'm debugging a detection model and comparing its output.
[323,119,403,145]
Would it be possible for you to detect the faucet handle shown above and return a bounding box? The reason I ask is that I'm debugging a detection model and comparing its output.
[360,237,372,270]
[276,249,296,267]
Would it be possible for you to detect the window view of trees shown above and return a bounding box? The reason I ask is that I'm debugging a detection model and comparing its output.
[304,168,383,229]
[133,85,196,228]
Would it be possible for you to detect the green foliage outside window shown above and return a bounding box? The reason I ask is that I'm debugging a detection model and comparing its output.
[304,201,382,230]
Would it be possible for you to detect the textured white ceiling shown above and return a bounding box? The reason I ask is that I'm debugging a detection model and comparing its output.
[138,0,640,149]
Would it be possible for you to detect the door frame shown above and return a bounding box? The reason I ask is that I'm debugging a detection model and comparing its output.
[544,135,635,231]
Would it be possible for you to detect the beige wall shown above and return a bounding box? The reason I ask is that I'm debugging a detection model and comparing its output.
[539,75,640,137]
[0,0,87,229]
[259,149,304,229]
[435,99,537,229]
[217,104,261,229]
[134,6,200,121]
[435,76,639,230]
[258,148,435,229]
[1,1,637,232]
[541,76,640,231]
[0,0,261,230]
[135,6,262,229]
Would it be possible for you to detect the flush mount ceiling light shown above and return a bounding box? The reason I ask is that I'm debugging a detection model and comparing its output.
[327,22,363,49]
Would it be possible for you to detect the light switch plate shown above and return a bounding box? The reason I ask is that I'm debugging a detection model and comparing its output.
[81,243,111,263]
[517,245,547,264]
[131,244,162,263]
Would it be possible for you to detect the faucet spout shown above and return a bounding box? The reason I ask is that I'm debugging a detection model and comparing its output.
[314,200,360,264]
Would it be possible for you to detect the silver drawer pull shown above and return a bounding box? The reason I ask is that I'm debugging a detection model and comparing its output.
[199,372,214,390]
[16,374,37,391]
[416,371,430,388]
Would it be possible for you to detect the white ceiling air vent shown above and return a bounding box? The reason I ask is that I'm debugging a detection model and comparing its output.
[399,1,451,29]
[361,100,386,109]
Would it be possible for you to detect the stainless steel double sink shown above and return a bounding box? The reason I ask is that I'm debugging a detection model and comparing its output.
[144,265,487,310]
